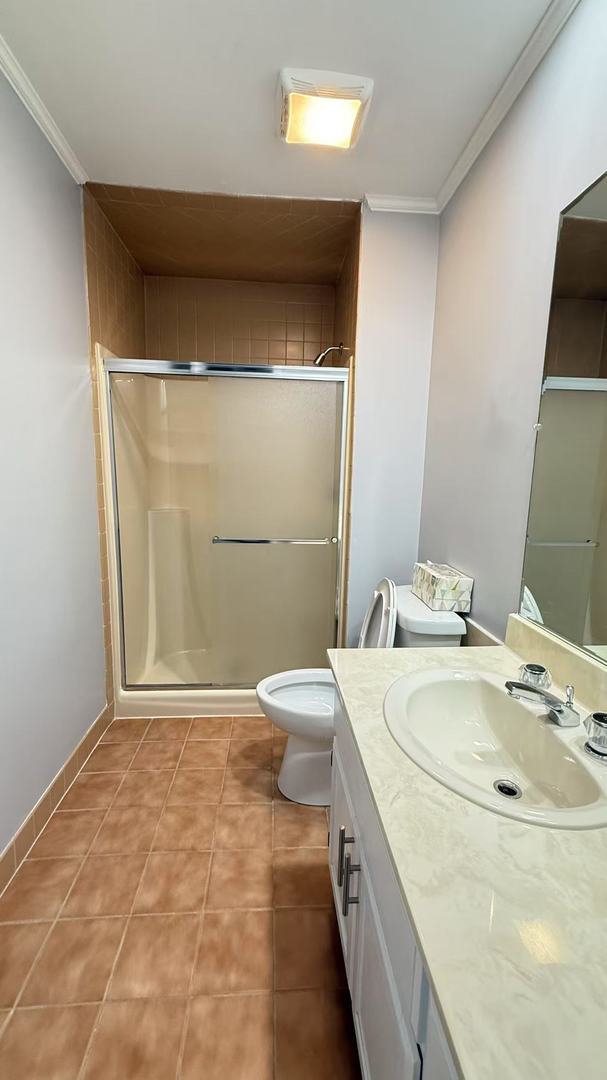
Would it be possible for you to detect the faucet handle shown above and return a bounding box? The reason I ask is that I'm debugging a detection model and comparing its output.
[584,712,607,760]
[518,662,552,690]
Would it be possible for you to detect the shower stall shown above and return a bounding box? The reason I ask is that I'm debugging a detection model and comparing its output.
[522,377,607,655]
[102,359,348,707]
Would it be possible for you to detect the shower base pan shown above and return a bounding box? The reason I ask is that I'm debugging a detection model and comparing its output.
[114,681,261,718]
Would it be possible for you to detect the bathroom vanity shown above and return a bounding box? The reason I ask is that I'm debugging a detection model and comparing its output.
[329,679,457,1080]
[327,632,607,1080]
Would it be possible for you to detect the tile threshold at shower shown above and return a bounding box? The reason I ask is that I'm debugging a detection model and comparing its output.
[0,715,360,1080]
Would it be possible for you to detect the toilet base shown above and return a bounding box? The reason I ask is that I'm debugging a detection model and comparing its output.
[277,733,333,806]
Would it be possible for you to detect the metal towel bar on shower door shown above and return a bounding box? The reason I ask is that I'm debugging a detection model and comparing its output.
[212,536,338,545]
[525,540,599,548]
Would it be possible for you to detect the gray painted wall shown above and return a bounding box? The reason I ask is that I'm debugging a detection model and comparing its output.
[0,74,105,850]
[348,207,439,642]
[419,0,607,640]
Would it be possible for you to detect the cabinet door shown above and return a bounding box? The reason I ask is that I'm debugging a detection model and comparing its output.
[353,860,421,1080]
[422,996,459,1080]
[328,745,359,986]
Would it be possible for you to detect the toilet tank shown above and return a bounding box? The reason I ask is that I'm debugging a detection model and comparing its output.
[395,586,465,648]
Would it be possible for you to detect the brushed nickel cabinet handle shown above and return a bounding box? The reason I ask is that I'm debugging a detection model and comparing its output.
[337,825,355,887]
[342,853,360,917]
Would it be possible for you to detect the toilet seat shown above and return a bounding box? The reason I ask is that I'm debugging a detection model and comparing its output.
[358,577,397,648]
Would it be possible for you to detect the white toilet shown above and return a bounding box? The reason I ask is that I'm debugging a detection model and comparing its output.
[257,580,465,805]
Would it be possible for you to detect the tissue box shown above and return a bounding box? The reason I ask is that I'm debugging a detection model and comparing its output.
[411,561,473,612]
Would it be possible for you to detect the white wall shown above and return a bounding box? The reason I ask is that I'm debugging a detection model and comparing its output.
[347,207,439,642]
[0,74,105,851]
[419,0,607,640]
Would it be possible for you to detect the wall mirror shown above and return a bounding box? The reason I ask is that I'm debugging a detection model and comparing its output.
[521,171,607,662]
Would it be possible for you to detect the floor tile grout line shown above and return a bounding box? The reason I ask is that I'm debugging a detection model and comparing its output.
[0,724,196,902]
[1,720,154,1034]
[75,716,196,1080]
[5,986,283,1012]
[0,900,334,927]
[176,716,232,1079]
[0,717,303,1077]
[19,824,328,863]
[272,724,279,1080]
[0,719,152,895]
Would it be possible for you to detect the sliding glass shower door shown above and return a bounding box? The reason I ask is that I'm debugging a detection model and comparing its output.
[522,382,607,649]
[107,362,347,688]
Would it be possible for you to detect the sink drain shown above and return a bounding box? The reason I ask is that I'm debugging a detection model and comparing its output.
[493,778,522,800]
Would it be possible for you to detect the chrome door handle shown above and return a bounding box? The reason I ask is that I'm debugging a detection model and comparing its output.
[212,536,338,545]
[342,853,360,917]
[337,825,355,887]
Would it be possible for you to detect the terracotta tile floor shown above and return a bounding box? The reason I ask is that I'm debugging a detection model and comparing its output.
[0,717,361,1079]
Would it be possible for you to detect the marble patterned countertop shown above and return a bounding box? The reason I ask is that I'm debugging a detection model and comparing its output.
[327,643,607,1080]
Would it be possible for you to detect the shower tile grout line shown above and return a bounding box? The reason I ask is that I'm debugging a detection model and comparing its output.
[74,716,197,1080]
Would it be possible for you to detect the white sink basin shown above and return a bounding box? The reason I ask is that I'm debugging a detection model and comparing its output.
[383,669,607,829]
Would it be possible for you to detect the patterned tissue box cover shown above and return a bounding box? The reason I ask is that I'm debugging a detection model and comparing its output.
[411,561,473,612]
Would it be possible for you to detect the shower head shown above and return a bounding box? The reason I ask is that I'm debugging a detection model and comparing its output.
[314,343,346,367]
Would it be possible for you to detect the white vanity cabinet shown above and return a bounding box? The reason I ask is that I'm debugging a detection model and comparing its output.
[329,693,460,1080]
[353,854,422,1080]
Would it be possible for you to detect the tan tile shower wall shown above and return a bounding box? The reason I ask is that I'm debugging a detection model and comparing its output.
[87,183,359,285]
[144,278,335,365]
[84,190,146,361]
[83,190,147,710]
[334,227,360,365]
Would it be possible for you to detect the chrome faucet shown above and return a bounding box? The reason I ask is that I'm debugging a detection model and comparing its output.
[505,680,579,727]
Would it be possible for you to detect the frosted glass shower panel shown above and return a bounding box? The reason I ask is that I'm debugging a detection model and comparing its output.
[522,387,607,646]
[109,369,345,687]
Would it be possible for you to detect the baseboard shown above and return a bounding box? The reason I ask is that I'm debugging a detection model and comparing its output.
[0,701,115,894]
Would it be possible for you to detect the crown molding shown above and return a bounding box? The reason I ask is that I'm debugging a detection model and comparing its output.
[364,194,439,215]
[0,33,88,184]
[0,0,581,205]
[436,0,582,211]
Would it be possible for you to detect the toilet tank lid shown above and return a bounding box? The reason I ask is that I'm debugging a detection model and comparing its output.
[395,585,466,635]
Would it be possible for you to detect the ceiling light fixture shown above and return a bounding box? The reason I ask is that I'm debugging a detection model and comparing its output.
[279,68,373,150]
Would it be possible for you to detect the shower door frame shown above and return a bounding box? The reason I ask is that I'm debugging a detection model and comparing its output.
[102,357,350,706]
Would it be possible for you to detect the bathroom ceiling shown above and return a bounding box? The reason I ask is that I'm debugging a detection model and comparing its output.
[0,0,567,204]
[87,184,359,283]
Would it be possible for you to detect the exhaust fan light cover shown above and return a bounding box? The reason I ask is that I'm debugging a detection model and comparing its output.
[279,68,373,149]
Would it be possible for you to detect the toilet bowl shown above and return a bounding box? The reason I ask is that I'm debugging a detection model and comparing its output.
[257,669,336,805]
[256,579,465,805]
[257,578,397,805]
